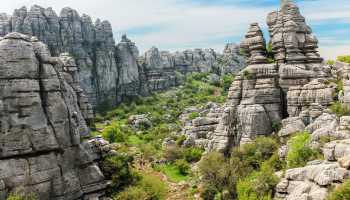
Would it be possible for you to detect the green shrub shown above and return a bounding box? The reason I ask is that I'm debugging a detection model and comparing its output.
[286,132,321,168]
[184,147,204,163]
[337,55,350,64]
[198,152,230,195]
[100,154,136,193]
[327,60,336,65]
[201,185,218,200]
[176,135,187,146]
[138,174,168,200]
[113,186,150,200]
[272,121,282,133]
[7,192,37,200]
[220,74,235,93]
[101,121,127,143]
[242,70,254,80]
[188,112,200,120]
[327,180,350,200]
[330,102,350,117]
[232,137,279,170]
[113,174,168,200]
[237,165,278,200]
[163,146,184,163]
[175,159,191,175]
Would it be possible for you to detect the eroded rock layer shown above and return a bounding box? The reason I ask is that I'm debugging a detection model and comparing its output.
[0,32,107,200]
[203,0,331,153]
[0,5,246,108]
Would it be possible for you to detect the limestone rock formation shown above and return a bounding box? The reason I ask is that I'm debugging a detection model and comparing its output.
[217,43,246,74]
[267,0,322,64]
[204,0,332,153]
[142,47,178,91]
[0,32,107,199]
[0,5,247,108]
[116,35,142,100]
[240,23,268,64]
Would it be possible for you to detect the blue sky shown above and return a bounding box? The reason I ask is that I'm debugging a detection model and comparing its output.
[2,0,350,59]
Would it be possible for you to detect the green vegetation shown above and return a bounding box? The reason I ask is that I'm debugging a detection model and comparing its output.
[337,55,350,64]
[330,102,350,117]
[198,137,281,199]
[155,163,190,182]
[237,164,279,200]
[327,180,350,200]
[113,174,168,200]
[286,132,322,168]
[266,43,276,64]
[188,112,200,120]
[100,154,136,194]
[243,70,254,80]
[327,60,336,65]
[7,192,37,200]
[93,72,229,198]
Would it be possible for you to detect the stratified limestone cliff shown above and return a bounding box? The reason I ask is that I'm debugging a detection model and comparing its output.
[196,0,332,153]
[0,5,246,109]
[0,32,107,200]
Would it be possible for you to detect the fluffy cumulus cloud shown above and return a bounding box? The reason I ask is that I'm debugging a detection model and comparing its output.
[1,0,350,59]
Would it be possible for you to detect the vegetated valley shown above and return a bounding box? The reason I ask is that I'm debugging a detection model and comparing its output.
[3,0,350,200]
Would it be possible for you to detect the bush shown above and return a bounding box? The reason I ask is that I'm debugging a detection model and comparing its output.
[272,121,282,133]
[100,154,136,193]
[163,146,184,163]
[327,60,336,65]
[184,147,204,163]
[176,135,187,146]
[101,121,127,143]
[337,55,350,64]
[201,185,218,200]
[327,180,350,200]
[286,132,321,168]
[237,167,278,200]
[330,102,350,117]
[7,192,37,200]
[138,174,168,200]
[220,74,235,93]
[188,112,200,120]
[113,174,168,200]
[198,152,229,194]
[175,159,191,175]
[113,186,150,200]
[232,137,279,170]
[242,70,254,80]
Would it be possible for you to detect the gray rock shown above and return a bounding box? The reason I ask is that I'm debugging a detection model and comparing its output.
[278,117,305,137]
[0,33,107,199]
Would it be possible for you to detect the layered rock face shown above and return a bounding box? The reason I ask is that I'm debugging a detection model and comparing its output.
[0,33,107,199]
[0,5,118,106]
[141,47,178,91]
[203,0,332,154]
[0,5,246,108]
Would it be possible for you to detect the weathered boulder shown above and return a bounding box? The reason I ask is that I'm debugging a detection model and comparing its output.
[278,117,305,137]
[128,114,152,130]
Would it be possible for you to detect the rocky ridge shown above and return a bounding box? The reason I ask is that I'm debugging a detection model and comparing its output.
[177,1,350,199]
[182,0,333,153]
[0,5,245,108]
[0,32,109,199]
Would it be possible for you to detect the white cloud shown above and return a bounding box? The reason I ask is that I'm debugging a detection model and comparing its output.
[1,0,350,57]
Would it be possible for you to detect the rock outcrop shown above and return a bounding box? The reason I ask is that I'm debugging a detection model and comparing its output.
[0,33,107,199]
[204,0,331,154]
[0,5,246,109]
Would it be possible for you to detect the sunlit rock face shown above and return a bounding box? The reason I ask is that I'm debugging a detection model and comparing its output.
[0,32,107,200]
[206,0,331,153]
